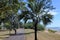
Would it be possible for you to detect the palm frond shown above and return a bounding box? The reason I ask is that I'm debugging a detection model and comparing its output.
[42,13,53,25]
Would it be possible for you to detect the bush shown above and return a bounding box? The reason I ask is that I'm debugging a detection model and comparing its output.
[37,24,45,31]
[24,24,32,29]
[23,23,45,31]
[4,22,11,29]
[23,23,33,29]
[48,29,56,33]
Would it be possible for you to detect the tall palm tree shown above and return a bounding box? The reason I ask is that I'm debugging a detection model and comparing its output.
[18,0,54,40]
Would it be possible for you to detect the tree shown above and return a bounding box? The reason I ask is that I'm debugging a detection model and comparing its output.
[0,0,20,34]
[18,0,54,40]
[0,0,20,21]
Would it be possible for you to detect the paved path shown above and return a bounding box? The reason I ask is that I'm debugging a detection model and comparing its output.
[5,28,25,40]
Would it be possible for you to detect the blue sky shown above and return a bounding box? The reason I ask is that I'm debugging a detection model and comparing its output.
[47,0,60,27]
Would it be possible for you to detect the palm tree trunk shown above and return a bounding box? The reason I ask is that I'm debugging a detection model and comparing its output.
[34,21,38,40]
[35,25,37,40]
[33,18,38,40]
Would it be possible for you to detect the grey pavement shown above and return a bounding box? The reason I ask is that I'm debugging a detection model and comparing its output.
[5,28,25,40]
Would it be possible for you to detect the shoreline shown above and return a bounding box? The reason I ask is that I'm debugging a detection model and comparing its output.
[44,30,60,35]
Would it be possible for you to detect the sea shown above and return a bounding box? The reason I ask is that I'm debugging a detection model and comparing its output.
[46,27,60,32]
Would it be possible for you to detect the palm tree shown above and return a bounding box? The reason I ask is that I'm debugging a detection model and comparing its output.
[18,0,54,40]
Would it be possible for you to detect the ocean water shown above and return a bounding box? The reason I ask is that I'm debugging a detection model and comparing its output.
[46,27,60,32]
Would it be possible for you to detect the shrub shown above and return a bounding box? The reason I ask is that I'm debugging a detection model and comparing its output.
[23,23,45,31]
[24,24,32,29]
[37,24,45,31]
[23,23,33,29]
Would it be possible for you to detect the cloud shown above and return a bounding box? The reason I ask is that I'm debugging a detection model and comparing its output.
[48,11,58,15]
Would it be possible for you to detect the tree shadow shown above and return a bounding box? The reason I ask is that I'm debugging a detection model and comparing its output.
[7,32,34,36]
[0,32,34,40]
[0,32,34,36]
[0,37,9,39]
[0,30,8,32]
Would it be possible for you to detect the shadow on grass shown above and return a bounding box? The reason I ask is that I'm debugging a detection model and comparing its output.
[0,30,8,32]
[0,32,34,36]
[10,32,34,36]
[0,37,9,39]
[0,32,34,40]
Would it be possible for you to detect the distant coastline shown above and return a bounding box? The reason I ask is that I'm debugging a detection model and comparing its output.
[46,27,60,32]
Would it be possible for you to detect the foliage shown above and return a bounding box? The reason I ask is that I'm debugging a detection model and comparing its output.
[0,0,20,13]
[37,24,45,31]
[23,22,33,29]
[18,0,54,40]
[23,22,45,31]
[0,0,20,26]
[4,21,11,30]
[18,0,54,26]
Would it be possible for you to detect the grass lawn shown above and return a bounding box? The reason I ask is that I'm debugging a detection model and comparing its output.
[0,29,60,40]
[0,30,14,40]
[25,29,60,40]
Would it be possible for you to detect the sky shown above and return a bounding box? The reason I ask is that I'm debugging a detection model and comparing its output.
[47,0,60,27]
